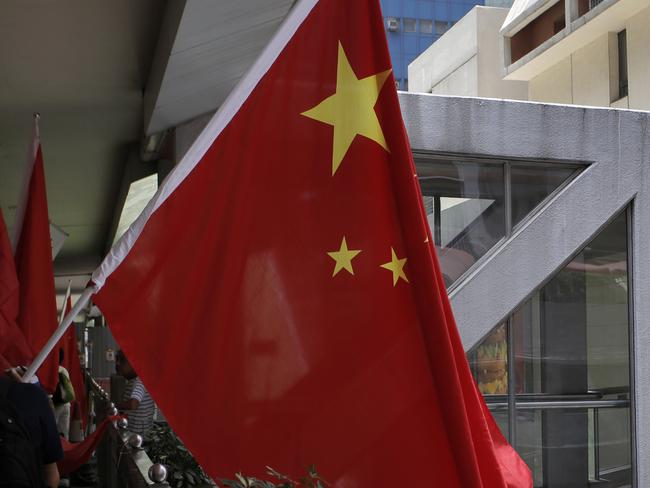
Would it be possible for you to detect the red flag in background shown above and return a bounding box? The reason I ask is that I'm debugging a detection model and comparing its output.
[58,416,120,476]
[90,0,531,486]
[60,293,87,429]
[14,117,59,393]
[0,208,33,369]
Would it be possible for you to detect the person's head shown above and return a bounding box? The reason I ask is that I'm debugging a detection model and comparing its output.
[115,350,137,379]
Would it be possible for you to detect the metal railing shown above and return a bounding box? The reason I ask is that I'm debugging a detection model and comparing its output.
[88,374,170,487]
[485,390,631,484]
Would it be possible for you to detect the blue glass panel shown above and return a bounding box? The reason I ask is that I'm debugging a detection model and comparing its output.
[404,36,418,52]
[381,0,401,16]
[451,2,466,21]
[419,1,435,17]
[434,1,449,19]
[392,56,405,80]
[403,0,418,17]
[418,36,436,52]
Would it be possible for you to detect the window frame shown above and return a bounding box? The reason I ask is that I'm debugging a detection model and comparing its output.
[467,205,636,485]
[403,18,417,33]
[414,151,584,294]
[420,19,433,35]
[618,29,628,99]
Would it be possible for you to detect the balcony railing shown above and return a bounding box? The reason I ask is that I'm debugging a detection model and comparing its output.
[88,374,170,487]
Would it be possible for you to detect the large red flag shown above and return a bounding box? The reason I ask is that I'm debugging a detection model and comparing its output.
[14,118,59,393]
[90,1,531,486]
[0,208,33,368]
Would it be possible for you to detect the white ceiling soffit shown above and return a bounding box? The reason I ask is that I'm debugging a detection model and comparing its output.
[144,0,295,135]
[501,0,560,35]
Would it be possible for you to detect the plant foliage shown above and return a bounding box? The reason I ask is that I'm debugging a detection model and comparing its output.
[146,422,216,487]
[220,465,328,488]
[146,423,327,488]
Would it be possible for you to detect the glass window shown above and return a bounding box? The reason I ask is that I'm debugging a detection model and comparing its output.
[417,156,580,288]
[403,18,416,33]
[618,30,628,99]
[435,20,449,35]
[468,323,509,440]
[470,323,508,396]
[469,210,632,487]
[420,19,433,34]
[510,164,576,228]
[418,159,506,287]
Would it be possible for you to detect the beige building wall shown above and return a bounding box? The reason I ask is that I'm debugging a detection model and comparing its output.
[475,8,527,99]
[528,5,650,110]
[431,56,479,96]
[528,56,573,103]
[408,7,527,100]
[626,6,650,110]
[408,7,478,95]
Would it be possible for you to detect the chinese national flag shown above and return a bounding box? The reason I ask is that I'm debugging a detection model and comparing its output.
[91,0,531,486]
[14,122,59,393]
[0,209,33,369]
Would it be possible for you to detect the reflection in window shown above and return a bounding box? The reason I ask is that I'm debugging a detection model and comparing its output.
[417,156,579,288]
[468,210,632,487]
[472,323,508,395]
[510,164,577,228]
[418,159,505,287]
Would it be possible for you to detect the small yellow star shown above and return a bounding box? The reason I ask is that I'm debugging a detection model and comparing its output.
[327,237,362,277]
[380,247,409,286]
[301,42,391,175]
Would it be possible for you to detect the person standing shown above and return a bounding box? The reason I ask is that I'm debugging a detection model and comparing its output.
[115,350,155,438]
[53,349,75,439]
[0,367,63,488]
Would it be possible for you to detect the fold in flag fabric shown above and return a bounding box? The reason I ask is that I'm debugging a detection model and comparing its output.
[58,416,120,476]
[90,0,531,485]
[0,208,33,369]
[13,118,59,393]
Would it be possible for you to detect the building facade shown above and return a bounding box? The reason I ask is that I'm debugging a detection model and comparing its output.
[408,6,528,98]
[407,3,649,485]
[411,0,650,112]
[381,0,486,90]
[501,0,650,110]
[398,92,647,487]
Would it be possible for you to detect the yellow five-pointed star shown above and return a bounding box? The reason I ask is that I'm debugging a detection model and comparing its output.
[380,247,409,286]
[301,42,392,175]
[327,237,362,276]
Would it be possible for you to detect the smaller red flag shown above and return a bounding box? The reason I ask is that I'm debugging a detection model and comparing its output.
[14,118,59,393]
[61,294,88,429]
[0,208,33,367]
[58,416,121,476]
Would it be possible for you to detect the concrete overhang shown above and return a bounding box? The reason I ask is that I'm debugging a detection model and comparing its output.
[504,0,646,81]
[501,0,560,36]
[144,0,295,136]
